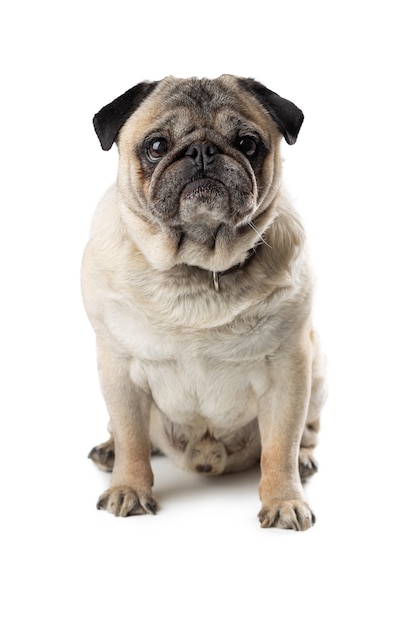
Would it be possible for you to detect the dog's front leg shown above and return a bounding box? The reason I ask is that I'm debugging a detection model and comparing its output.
[258,338,315,530]
[95,340,157,517]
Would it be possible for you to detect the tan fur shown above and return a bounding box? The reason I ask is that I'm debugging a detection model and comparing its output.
[82,75,326,529]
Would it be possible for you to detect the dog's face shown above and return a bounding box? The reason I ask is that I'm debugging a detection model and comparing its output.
[93,75,303,272]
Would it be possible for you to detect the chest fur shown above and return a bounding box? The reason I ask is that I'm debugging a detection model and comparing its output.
[105,293,283,428]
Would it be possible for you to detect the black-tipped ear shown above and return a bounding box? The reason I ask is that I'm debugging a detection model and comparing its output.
[93,81,160,151]
[238,78,304,145]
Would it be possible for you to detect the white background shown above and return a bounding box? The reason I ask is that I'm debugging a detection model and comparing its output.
[1,1,416,624]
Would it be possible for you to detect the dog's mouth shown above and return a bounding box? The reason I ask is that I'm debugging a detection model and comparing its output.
[181,178,227,201]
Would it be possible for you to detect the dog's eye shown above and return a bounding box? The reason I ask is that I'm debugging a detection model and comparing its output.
[147,138,169,161]
[237,136,258,158]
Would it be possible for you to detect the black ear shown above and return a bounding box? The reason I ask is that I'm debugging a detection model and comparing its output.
[93,81,160,151]
[238,78,304,145]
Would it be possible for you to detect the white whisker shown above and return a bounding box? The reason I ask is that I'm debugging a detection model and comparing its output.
[248,221,272,249]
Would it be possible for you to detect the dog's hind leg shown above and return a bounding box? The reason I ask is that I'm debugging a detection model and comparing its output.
[299,330,327,482]
[299,417,320,481]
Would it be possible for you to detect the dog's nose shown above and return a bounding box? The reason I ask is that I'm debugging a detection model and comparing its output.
[196,463,213,473]
[185,142,219,168]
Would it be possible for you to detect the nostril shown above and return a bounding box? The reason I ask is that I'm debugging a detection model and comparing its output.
[185,142,219,167]
[185,145,199,160]
[196,464,213,473]
[204,143,218,157]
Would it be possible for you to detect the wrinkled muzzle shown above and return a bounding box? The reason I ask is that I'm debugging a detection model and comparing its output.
[147,133,257,239]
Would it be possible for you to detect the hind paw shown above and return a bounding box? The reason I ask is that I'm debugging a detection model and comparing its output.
[88,437,115,471]
[299,447,318,482]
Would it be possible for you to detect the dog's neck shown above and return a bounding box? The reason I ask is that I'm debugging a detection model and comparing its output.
[207,245,260,292]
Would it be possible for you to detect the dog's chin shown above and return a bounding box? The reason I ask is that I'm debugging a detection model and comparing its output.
[177,180,251,249]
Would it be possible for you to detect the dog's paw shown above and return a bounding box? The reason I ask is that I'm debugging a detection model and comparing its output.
[299,447,318,482]
[96,486,158,517]
[258,499,315,531]
[88,438,115,471]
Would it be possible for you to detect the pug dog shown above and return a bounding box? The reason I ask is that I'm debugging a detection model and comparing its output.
[82,75,327,530]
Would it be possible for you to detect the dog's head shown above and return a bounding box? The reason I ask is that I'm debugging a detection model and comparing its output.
[93,75,303,272]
